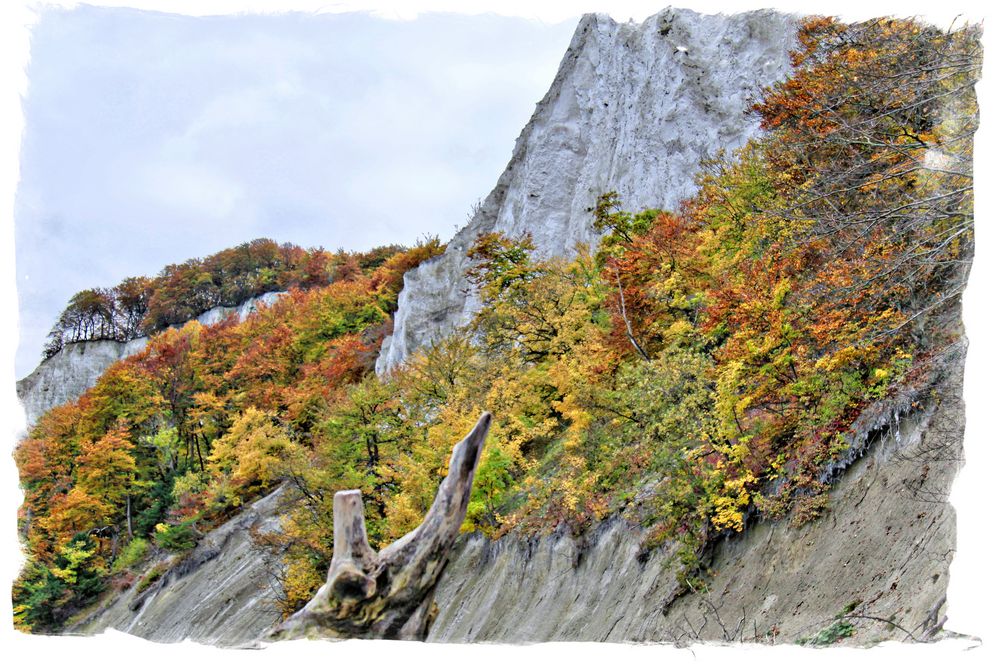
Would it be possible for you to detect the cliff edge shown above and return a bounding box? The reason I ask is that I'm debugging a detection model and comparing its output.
[16,292,284,429]
[376,8,798,374]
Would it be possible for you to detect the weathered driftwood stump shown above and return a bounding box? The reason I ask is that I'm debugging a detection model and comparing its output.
[265,412,492,641]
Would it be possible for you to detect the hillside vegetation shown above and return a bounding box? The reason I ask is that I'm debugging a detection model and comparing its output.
[14,17,980,632]
[41,239,409,359]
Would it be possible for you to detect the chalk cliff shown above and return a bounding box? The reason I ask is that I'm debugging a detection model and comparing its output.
[16,292,284,428]
[376,7,798,374]
[428,371,962,643]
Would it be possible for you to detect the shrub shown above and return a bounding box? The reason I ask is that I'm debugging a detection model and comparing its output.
[797,619,855,646]
[135,561,169,594]
[111,537,149,573]
[111,571,137,593]
[153,521,199,551]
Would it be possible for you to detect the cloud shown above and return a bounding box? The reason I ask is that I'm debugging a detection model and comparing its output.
[13,7,575,376]
[137,161,247,220]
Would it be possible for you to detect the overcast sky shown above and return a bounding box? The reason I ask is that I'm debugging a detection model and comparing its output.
[13,6,575,377]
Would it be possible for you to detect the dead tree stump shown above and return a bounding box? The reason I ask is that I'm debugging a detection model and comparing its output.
[264,412,492,641]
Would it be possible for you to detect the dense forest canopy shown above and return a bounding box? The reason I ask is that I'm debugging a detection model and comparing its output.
[14,16,980,633]
[42,239,409,359]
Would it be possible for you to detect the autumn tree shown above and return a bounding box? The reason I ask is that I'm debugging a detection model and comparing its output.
[208,407,295,502]
[752,17,979,347]
[75,421,138,534]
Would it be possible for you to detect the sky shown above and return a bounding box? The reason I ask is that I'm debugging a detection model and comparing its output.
[1,1,997,665]
[11,5,577,378]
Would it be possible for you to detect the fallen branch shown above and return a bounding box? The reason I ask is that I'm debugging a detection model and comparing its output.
[263,412,492,641]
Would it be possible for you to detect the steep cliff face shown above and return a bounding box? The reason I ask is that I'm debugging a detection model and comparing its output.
[70,485,289,646]
[376,7,798,374]
[16,292,284,428]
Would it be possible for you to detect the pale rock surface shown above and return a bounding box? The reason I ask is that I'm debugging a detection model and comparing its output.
[16,292,284,429]
[70,485,289,646]
[376,7,798,374]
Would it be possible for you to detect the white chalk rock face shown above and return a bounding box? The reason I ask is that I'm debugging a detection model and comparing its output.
[376,8,798,374]
[16,339,145,430]
[16,292,285,429]
[193,291,284,328]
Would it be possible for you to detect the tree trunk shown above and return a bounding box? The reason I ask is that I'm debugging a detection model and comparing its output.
[614,265,650,362]
[264,412,492,642]
[126,493,134,539]
[195,435,205,472]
